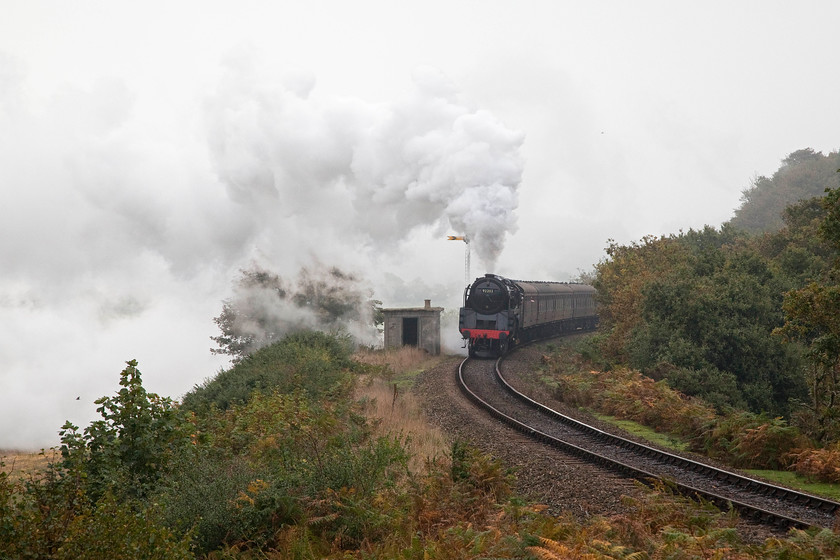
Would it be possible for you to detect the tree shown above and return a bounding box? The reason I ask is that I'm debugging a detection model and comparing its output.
[593,234,690,362]
[777,281,840,441]
[596,226,806,415]
[776,183,840,442]
[211,264,383,360]
[819,181,840,251]
[58,360,193,500]
[211,266,288,358]
[729,149,840,234]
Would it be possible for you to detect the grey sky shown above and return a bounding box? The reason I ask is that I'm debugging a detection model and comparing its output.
[1,0,838,448]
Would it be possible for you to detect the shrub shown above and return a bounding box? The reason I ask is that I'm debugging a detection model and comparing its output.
[57,360,193,502]
[693,412,805,470]
[183,331,356,413]
[55,493,193,559]
[547,346,809,471]
[0,460,87,558]
[786,445,840,483]
[415,441,513,532]
[158,449,259,553]
[666,365,747,412]
[1,360,193,556]
[552,365,716,442]
[733,417,807,470]
[175,384,411,555]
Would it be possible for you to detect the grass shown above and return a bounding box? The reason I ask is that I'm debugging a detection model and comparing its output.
[591,415,840,502]
[353,345,444,390]
[353,346,451,472]
[746,469,840,501]
[355,378,449,473]
[591,412,690,452]
[590,414,840,503]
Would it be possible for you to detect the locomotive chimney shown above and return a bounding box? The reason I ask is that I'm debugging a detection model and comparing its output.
[424,299,431,309]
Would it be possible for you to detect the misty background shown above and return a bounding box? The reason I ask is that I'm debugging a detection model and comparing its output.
[1,1,838,448]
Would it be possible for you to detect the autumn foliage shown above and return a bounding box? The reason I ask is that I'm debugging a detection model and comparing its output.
[5,332,840,557]
[543,350,811,471]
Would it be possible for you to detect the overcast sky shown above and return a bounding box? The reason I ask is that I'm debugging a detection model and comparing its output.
[2,0,838,449]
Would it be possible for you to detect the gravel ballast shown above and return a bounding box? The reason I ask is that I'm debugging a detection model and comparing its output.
[412,341,786,542]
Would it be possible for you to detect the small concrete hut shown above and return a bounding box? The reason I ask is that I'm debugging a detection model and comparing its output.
[382,300,443,355]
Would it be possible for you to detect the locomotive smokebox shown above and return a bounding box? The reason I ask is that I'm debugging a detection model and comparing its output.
[466,274,510,314]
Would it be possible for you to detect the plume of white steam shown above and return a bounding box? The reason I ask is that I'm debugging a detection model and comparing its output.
[212,263,380,358]
[205,62,525,271]
[0,52,523,448]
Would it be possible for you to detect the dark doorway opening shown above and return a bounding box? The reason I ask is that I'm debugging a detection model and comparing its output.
[402,317,419,346]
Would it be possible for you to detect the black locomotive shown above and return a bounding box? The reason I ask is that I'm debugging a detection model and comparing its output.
[459,274,598,357]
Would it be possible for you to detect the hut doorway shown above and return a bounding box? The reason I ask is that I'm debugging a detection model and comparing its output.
[402,317,419,346]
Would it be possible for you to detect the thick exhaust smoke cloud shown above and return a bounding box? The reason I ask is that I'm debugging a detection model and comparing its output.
[206,61,524,271]
[0,53,523,449]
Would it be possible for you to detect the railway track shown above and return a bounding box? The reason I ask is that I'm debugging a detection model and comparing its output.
[457,353,840,530]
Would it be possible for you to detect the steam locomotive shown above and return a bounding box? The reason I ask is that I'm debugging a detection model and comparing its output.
[459,274,598,357]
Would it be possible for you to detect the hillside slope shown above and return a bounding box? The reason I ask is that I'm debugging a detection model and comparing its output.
[728,148,840,233]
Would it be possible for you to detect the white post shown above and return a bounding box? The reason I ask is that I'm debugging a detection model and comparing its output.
[464,238,470,286]
[447,235,471,286]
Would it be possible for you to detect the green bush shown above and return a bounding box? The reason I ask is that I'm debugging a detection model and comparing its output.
[183,331,356,413]
[595,223,811,419]
[158,449,259,553]
[666,364,746,412]
[57,360,194,502]
[171,383,411,555]
[1,360,192,557]
[226,419,409,551]
[55,493,193,559]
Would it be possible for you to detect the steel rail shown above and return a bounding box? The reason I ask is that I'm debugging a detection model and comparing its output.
[457,355,839,530]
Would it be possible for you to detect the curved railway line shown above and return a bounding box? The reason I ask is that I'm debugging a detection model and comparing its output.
[457,352,840,531]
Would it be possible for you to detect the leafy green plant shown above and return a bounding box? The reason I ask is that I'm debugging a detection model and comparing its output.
[158,449,258,553]
[55,493,193,559]
[173,378,412,555]
[58,359,193,502]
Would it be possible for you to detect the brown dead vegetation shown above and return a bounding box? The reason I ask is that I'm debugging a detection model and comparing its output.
[0,449,55,481]
[353,346,450,472]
